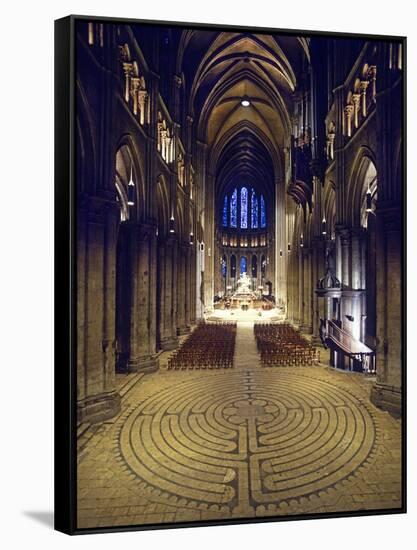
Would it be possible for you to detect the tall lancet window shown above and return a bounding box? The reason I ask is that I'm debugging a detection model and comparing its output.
[222,195,228,227]
[240,187,248,228]
[230,188,237,227]
[251,188,258,228]
[221,255,227,278]
[260,194,266,228]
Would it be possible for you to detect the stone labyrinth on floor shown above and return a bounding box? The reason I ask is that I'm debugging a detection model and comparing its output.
[118,369,377,515]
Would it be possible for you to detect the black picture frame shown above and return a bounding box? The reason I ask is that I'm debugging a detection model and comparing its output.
[55,14,407,535]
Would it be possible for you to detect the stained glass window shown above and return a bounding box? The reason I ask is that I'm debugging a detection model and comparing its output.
[240,256,247,275]
[260,194,266,228]
[222,195,228,227]
[240,187,248,228]
[230,188,237,227]
[222,256,227,278]
[251,188,258,228]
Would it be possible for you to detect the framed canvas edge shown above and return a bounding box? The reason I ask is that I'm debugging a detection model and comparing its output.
[54,13,407,536]
[54,15,77,536]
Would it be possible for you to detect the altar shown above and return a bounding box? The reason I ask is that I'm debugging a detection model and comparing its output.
[229,272,258,310]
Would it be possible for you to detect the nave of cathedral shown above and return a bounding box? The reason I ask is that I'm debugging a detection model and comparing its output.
[75,21,403,527]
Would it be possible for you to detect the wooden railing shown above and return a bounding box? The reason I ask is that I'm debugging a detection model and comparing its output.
[326,320,375,373]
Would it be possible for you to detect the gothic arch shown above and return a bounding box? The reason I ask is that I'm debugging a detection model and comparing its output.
[323,182,336,239]
[209,121,283,188]
[347,147,377,227]
[115,135,146,222]
[156,175,170,237]
[175,199,185,240]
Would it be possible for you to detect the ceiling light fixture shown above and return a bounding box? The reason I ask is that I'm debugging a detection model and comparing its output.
[127,166,135,206]
[241,96,250,107]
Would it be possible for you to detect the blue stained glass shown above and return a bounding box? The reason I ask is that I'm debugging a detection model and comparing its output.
[240,256,247,275]
[251,188,258,228]
[240,187,248,228]
[230,188,237,227]
[222,195,228,227]
[260,194,266,228]
[222,257,227,278]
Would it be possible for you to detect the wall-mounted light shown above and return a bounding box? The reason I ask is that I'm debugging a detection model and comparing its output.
[279,250,283,257]
[288,243,291,252]
[300,233,304,248]
[169,215,175,234]
[241,95,250,107]
[366,190,373,213]
[321,216,327,236]
[127,166,135,206]
[190,232,194,245]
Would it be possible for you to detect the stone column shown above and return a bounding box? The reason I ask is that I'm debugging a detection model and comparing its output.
[129,225,157,372]
[340,227,351,287]
[160,238,178,349]
[189,247,196,325]
[177,244,189,335]
[156,241,166,349]
[171,238,179,341]
[148,230,157,357]
[352,93,361,128]
[370,44,402,415]
[185,245,191,329]
[289,248,300,325]
[311,237,326,344]
[360,80,369,117]
[371,207,402,414]
[351,227,362,289]
[102,201,120,391]
[298,248,304,327]
[344,104,354,137]
[300,248,313,333]
[77,196,121,424]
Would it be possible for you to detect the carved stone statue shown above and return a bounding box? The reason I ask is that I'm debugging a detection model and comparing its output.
[235,272,252,294]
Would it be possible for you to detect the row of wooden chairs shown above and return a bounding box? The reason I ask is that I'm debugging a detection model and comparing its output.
[254,323,320,367]
[167,321,236,370]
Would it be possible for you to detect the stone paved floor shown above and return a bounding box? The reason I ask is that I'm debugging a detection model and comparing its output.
[77,323,402,529]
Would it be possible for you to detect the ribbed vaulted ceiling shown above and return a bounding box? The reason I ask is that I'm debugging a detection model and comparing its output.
[177,30,310,214]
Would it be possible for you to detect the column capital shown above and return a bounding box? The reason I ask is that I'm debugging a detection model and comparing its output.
[359,80,369,93]
[130,76,140,91]
[344,104,354,117]
[122,61,133,74]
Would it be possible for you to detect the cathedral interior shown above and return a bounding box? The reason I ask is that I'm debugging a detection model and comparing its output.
[75,21,403,529]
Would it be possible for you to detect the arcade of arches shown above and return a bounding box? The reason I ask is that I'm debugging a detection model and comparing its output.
[76,22,403,528]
